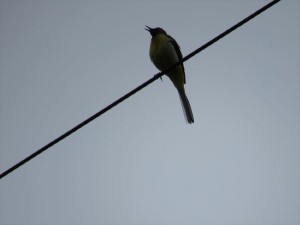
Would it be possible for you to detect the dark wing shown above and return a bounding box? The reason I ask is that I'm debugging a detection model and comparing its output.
[167,34,186,84]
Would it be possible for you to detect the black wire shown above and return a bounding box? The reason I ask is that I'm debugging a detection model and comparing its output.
[0,0,281,180]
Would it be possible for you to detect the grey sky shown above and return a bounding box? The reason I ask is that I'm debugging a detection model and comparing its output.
[0,1,299,225]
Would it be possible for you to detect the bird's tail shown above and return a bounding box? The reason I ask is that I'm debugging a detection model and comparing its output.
[178,89,194,124]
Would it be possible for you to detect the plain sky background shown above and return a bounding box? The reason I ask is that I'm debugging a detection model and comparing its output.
[0,0,299,225]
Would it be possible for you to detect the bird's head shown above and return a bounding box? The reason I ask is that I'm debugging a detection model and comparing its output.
[145,26,167,37]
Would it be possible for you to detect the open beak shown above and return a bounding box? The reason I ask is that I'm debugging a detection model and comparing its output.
[145,25,152,32]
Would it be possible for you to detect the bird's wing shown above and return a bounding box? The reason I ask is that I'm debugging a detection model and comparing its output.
[167,34,186,84]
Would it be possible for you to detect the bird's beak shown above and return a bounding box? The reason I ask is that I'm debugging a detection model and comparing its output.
[145,25,152,32]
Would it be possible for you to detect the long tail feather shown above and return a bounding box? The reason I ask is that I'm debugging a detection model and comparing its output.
[178,89,194,124]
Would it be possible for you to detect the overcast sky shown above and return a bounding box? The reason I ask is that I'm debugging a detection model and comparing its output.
[0,1,299,225]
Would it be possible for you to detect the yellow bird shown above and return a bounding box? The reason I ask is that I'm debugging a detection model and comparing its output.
[145,26,194,123]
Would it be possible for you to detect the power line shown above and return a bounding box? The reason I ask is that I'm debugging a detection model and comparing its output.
[0,0,281,180]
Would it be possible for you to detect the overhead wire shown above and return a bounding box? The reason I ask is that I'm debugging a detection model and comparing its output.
[0,0,281,180]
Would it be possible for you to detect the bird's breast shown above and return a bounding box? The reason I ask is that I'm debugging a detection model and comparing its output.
[149,35,178,71]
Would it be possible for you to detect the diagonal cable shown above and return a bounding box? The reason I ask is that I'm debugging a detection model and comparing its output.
[0,0,281,180]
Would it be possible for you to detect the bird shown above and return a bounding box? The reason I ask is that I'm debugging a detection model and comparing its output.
[145,26,194,124]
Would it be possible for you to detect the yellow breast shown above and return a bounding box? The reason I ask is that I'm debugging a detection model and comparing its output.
[149,34,185,89]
